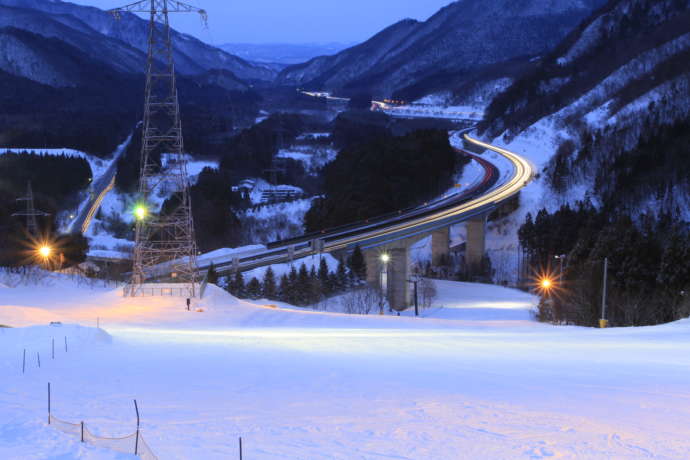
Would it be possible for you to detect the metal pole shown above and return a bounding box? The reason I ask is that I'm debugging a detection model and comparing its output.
[134,399,140,455]
[239,436,243,460]
[81,421,84,442]
[52,338,55,359]
[414,281,419,317]
[64,336,67,352]
[37,351,41,368]
[601,257,608,327]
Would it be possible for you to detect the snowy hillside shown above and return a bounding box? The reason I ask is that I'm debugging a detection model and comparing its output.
[3,274,690,458]
[469,0,690,285]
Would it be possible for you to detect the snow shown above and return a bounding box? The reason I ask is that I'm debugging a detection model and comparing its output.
[381,103,484,121]
[552,32,690,129]
[82,151,212,256]
[197,245,267,268]
[85,190,135,259]
[276,149,310,162]
[63,134,134,234]
[239,198,314,243]
[476,31,690,281]
[296,132,331,140]
[414,92,453,105]
[2,274,690,459]
[161,153,216,180]
[247,178,304,205]
[86,229,134,260]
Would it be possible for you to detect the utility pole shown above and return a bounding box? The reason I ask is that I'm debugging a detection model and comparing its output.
[12,182,50,236]
[108,1,207,297]
[600,257,609,328]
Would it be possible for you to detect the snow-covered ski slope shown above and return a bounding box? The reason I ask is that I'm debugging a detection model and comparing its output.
[2,277,690,459]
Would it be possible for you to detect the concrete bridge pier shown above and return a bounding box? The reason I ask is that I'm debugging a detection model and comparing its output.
[363,243,414,312]
[431,227,450,266]
[364,249,383,285]
[386,247,411,311]
[466,214,488,275]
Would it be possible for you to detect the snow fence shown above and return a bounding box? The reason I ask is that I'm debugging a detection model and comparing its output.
[49,414,158,460]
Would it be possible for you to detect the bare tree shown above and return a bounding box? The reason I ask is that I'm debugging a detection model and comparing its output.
[340,286,382,315]
[419,278,437,310]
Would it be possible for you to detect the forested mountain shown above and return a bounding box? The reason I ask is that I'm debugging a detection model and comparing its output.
[0,0,263,156]
[0,0,275,81]
[483,0,690,326]
[0,40,258,157]
[277,0,607,101]
[484,0,690,214]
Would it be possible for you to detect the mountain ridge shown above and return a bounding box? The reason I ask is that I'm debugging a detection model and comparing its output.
[277,0,608,100]
[0,0,276,81]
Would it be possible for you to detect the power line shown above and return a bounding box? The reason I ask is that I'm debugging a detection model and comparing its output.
[108,0,207,297]
[12,181,50,236]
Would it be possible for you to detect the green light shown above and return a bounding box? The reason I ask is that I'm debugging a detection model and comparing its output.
[134,205,148,221]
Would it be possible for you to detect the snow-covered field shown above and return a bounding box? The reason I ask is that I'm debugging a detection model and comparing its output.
[2,275,690,459]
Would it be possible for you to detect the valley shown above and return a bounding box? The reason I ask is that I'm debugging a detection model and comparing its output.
[0,1,689,459]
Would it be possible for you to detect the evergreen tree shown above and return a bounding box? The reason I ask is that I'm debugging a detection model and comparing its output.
[318,257,331,295]
[287,265,299,305]
[207,263,219,286]
[349,245,367,281]
[262,266,277,300]
[228,271,245,298]
[336,259,349,291]
[657,228,690,292]
[278,274,290,302]
[309,265,322,305]
[328,272,339,294]
[246,277,262,299]
[297,263,310,305]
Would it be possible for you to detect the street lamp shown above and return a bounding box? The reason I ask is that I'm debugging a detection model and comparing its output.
[34,242,54,268]
[38,245,52,259]
[600,257,609,328]
[406,279,419,316]
[134,204,148,221]
[379,253,390,314]
[554,254,566,278]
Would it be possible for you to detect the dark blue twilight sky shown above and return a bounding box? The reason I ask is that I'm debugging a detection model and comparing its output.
[73,0,454,44]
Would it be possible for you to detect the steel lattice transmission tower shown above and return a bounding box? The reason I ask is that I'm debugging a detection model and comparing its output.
[109,1,208,297]
[12,182,50,236]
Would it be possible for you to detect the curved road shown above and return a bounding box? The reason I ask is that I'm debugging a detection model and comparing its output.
[65,136,132,235]
[183,132,533,277]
